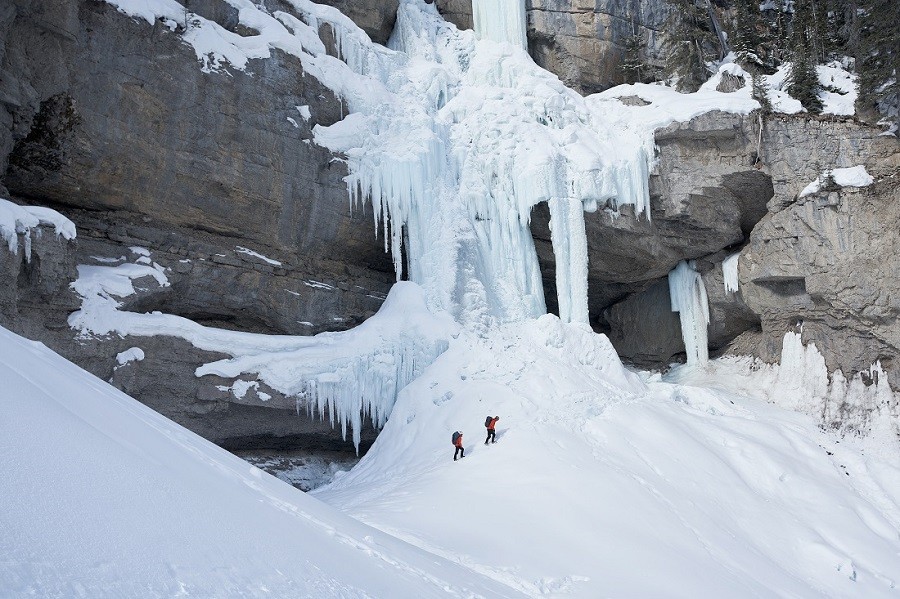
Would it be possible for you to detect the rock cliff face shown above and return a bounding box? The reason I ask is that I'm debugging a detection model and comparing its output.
[597,112,900,390]
[1,0,897,449]
[437,0,669,94]
[737,119,900,388]
[0,0,392,451]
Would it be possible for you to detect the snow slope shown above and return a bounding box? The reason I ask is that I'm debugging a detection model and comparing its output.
[0,325,524,598]
[315,318,900,598]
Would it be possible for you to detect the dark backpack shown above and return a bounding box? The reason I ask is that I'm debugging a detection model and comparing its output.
[485,416,492,428]
[452,431,460,445]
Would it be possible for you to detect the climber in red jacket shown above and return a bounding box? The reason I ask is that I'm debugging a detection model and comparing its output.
[485,416,499,445]
[453,431,465,461]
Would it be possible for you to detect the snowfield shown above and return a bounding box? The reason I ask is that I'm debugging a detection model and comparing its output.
[4,0,897,596]
[0,325,524,598]
[314,318,900,598]
[5,317,900,597]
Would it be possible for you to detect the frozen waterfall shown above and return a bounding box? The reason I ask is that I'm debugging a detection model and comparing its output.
[473,0,527,49]
[668,261,710,366]
[100,0,769,451]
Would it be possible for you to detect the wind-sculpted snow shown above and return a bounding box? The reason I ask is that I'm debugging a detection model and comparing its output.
[0,325,525,598]
[68,249,456,450]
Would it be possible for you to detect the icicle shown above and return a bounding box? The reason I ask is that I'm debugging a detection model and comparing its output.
[668,261,710,366]
[472,0,527,49]
[722,252,740,294]
[548,197,589,324]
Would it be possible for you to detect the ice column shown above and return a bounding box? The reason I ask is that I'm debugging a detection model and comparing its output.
[668,260,710,366]
[549,197,589,324]
[472,0,527,49]
[722,252,740,294]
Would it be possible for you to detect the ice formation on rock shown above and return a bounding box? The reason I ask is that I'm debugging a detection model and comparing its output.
[722,252,740,294]
[0,198,76,257]
[776,331,898,437]
[69,250,453,450]
[197,283,452,450]
[473,0,527,49]
[668,261,710,366]
[315,0,669,328]
[97,0,769,443]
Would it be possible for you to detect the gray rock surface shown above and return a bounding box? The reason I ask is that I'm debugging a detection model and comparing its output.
[730,117,900,388]
[737,175,900,389]
[0,0,393,451]
[533,110,771,317]
[315,0,398,45]
[437,0,669,94]
[597,113,899,392]
[0,222,79,336]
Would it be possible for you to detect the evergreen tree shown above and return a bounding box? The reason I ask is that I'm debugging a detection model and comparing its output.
[733,0,765,69]
[663,0,718,92]
[856,0,899,130]
[759,0,792,67]
[787,0,824,113]
[752,72,773,112]
[620,22,649,84]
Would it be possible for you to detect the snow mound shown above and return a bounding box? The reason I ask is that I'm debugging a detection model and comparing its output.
[759,59,858,116]
[0,324,524,598]
[799,165,875,198]
[316,323,900,598]
[0,198,76,255]
[115,346,144,365]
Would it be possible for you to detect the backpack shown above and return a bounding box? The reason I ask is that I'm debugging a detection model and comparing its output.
[485,416,492,428]
[452,431,460,446]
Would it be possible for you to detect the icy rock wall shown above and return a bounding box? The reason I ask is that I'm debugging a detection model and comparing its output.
[315,0,666,329]
[775,332,898,437]
[0,198,76,258]
[668,260,710,366]
[192,282,453,450]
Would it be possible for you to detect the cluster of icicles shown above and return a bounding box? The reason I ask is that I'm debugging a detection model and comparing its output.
[298,333,448,450]
[312,0,655,330]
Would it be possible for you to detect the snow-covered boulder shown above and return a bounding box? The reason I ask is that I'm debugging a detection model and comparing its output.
[0,199,78,335]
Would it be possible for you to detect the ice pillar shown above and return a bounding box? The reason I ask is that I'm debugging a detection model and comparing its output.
[549,197,589,325]
[472,0,527,49]
[668,260,710,366]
